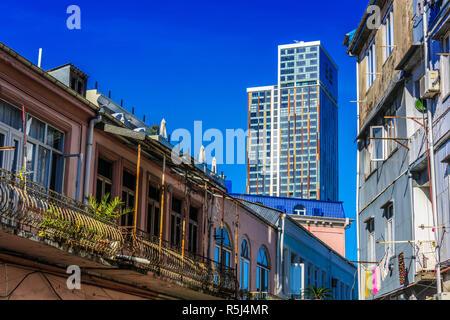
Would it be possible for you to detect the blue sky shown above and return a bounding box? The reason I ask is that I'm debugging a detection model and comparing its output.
[1,0,368,261]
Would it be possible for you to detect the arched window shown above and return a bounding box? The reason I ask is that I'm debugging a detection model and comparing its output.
[240,238,250,290]
[214,226,232,267]
[257,247,270,292]
[294,204,306,216]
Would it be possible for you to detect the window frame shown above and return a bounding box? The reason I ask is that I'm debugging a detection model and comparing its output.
[369,126,386,162]
[440,32,450,100]
[366,40,377,90]
[0,100,65,192]
[383,7,395,62]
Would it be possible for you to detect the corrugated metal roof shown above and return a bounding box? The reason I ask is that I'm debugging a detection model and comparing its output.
[231,194,346,219]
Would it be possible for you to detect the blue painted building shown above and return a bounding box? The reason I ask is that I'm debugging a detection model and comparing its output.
[344,0,449,300]
[231,193,352,258]
[239,199,357,300]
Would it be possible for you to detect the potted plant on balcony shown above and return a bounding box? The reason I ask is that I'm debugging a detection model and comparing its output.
[87,193,133,224]
[87,193,133,250]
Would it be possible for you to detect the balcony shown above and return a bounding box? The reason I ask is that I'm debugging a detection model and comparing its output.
[0,168,123,257]
[119,229,237,298]
[0,169,237,299]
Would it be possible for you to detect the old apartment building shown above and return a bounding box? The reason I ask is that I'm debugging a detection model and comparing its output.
[0,41,283,300]
[344,0,449,299]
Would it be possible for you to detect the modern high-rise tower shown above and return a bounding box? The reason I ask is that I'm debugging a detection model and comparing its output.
[246,41,338,201]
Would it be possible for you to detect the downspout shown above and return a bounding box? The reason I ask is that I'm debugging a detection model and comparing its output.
[408,172,416,280]
[208,194,216,260]
[422,4,442,300]
[83,112,102,204]
[355,60,362,300]
[277,213,286,297]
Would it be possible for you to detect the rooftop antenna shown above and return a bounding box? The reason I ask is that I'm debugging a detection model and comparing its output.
[95,81,98,90]
[38,48,43,68]
[108,91,111,98]
[121,99,123,107]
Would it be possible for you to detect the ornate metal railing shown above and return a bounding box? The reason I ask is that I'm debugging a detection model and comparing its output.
[0,168,236,297]
[0,169,123,257]
[120,228,237,297]
[247,292,281,300]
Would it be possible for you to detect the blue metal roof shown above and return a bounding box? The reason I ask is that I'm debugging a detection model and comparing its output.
[230,194,346,219]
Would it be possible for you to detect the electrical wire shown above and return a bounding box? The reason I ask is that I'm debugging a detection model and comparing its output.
[40,272,63,300]
[0,270,39,299]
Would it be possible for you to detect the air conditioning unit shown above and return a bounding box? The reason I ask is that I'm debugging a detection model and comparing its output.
[420,70,440,99]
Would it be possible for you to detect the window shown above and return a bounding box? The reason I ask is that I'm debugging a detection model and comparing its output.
[383,7,394,62]
[170,197,183,247]
[215,226,232,271]
[240,238,250,291]
[293,204,306,215]
[321,271,327,288]
[385,118,397,156]
[369,126,385,161]
[147,184,160,237]
[121,170,135,227]
[96,157,113,202]
[0,101,65,192]
[384,202,394,257]
[366,40,377,89]
[188,206,198,253]
[366,218,375,262]
[441,33,450,99]
[257,247,269,292]
[314,267,319,288]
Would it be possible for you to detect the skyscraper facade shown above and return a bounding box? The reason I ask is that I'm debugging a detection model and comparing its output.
[246,41,338,201]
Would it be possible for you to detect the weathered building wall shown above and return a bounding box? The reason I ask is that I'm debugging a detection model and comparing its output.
[357,0,414,128]
[0,263,147,300]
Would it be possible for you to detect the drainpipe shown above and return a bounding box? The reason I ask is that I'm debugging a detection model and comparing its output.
[422,4,442,300]
[64,153,83,201]
[355,61,362,300]
[277,213,286,297]
[83,112,103,204]
[208,194,216,260]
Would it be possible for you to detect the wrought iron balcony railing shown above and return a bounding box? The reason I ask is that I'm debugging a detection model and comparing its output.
[0,169,237,297]
[0,169,123,257]
[247,291,280,300]
[119,228,237,297]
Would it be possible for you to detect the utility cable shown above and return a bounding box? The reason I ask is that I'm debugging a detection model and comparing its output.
[40,272,63,300]
[0,270,39,299]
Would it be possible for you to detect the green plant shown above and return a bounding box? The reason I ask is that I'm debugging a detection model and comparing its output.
[87,193,133,224]
[147,125,160,136]
[415,98,426,113]
[303,286,333,300]
[39,204,72,237]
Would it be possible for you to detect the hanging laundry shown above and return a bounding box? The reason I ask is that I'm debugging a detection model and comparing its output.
[398,252,407,286]
[365,270,373,298]
[373,266,381,295]
[380,246,391,281]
